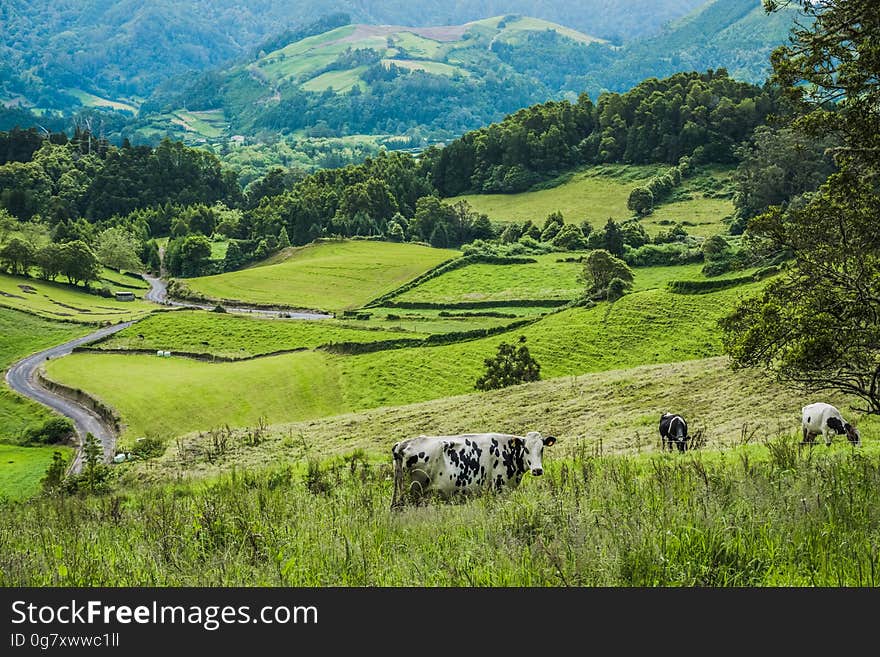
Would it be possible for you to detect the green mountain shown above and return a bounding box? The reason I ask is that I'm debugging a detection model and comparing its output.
[134,2,797,145]
[136,16,610,143]
[0,0,705,112]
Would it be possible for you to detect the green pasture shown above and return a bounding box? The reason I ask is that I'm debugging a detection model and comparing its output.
[645,196,735,237]
[67,88,137,113]
[381,59,465,77]
[44,281,768,443]
[99,268,149,290]
[180,240,460,312]
[96,310,423,358]
[3,408,877,585]
[0,444,71,501]
[450,165,734,237]
[44,350,348,444]
[393,253,585,304]
[301,67,368,92]
[0,273,155,323]
[449,165,658,227]
[142,354,865,480]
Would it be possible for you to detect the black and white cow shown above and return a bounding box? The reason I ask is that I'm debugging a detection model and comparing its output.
[802,402,861,446]
[659,412,690,452]
[390,431,556,508]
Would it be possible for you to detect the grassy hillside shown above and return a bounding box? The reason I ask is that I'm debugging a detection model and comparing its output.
[43,280,769,443]
[139,355,868,482]
[2,391,876,586]
[178,240,460,312]
[449,164,734,235]
[45,350,348,442]
[0,272,155,323]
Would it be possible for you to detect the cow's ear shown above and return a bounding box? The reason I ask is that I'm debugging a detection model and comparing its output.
[543,436,556,447]
[508,437,522,449]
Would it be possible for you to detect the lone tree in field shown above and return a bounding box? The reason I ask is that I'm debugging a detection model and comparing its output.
[582,249,634,300]
[722,0,880,414]
[475,336,541,391]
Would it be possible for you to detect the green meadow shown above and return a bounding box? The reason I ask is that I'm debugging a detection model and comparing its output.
[96,310,423,358]
[0,444,72,501]
[0,272,155,323]
[3,436,877,585]
[393,253,586,304]
[179,240,460,311]
[43,281,768,444]
[44,350,348,443]
[449,165,734,236]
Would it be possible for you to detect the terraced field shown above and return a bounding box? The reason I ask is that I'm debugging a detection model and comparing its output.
[179,240,460,312]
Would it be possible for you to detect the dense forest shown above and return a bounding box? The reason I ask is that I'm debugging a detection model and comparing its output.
[0,63,829,287]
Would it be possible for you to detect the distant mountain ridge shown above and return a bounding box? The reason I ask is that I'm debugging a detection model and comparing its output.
[0,0,705,111]
[128,2,797,145]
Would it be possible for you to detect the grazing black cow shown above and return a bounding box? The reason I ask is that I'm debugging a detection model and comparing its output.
[390,431,556,508]
[659,413,689,452]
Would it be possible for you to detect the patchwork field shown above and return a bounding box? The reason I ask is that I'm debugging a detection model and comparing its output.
[0,273,155,323]
[179,240,460,311]
[43,280,769,444]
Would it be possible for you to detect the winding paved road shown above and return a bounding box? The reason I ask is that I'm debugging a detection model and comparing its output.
[7,272,332,474]
[6,322,133,473]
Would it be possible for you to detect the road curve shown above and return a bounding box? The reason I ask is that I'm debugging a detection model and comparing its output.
[5,272,330,477]
[5,322,133,474]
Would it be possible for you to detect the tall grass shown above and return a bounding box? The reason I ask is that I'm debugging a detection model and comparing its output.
[2,444,877,586]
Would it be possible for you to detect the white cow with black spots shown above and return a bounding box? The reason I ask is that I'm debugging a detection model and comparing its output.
[801,402,860,446]
[390,431,556,508]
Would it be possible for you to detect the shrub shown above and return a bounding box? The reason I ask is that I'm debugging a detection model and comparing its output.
[129,435,166,460]
[582,249,634,296]
[475,336,541,391]
[606,277,630,301]
[24,417,75,445]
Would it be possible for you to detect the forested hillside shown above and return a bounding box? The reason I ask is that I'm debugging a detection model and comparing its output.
[0,0,704,111]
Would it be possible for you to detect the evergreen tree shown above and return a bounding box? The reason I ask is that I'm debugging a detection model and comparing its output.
[475,336,541,391]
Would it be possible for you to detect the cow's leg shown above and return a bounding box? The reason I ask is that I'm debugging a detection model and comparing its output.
[823,428,832,446]
[408,469,429,505]
[391,457,404,510]
[802,428,816,444]
[677,438,686,453]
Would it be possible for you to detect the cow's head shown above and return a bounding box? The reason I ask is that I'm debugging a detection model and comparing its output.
[510,431,556,476]
[844,422,861,446]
